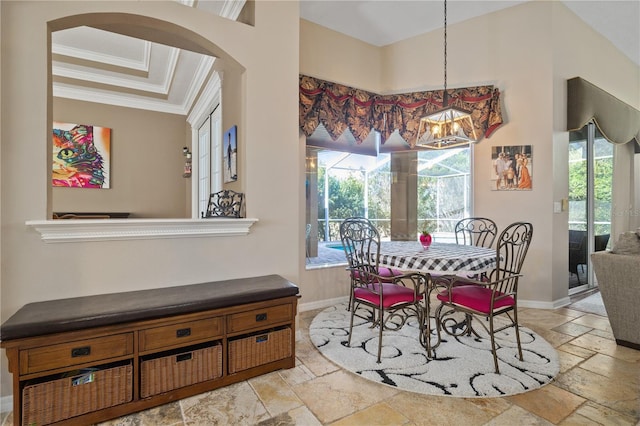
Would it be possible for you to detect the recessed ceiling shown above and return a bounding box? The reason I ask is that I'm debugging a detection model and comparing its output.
[52,1,639,115]
[51,0,243,115]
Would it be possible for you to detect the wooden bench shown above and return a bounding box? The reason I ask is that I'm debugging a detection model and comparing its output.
[1,274,299,425]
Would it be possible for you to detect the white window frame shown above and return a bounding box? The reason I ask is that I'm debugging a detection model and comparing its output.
[188,72,223,217]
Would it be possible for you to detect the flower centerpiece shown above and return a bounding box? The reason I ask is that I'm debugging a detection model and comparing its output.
[419,221,434,249]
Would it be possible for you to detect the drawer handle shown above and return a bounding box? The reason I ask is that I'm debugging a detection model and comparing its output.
[71,346,91,357]
[256,313,267,322]
[256,334,269,343]
[176,353,192,362]
[176,328,191,338]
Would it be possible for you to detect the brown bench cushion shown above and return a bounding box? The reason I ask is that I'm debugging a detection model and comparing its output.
[1,275,299,341]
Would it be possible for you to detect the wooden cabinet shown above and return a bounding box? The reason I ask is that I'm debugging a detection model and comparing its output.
[19,333,134,376]
[227,304,293,334]
[139,317,224,353]
[1,275,299,425]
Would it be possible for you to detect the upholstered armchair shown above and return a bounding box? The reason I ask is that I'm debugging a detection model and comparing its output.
[591,230,640,349]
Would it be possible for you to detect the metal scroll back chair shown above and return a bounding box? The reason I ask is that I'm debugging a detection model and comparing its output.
[202,190,244,218]
[339,217,403,311]
[435,221,533,373]
[339,217,426,363]
[455,217,498,248]
[568,231,610,284]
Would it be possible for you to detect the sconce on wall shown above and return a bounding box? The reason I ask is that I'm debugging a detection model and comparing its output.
[183,147,192,178]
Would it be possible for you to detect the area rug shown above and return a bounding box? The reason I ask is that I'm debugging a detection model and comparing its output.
[569,292,607,317]
[310,303,559,398]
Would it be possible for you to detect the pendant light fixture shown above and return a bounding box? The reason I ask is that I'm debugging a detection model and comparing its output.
[416,0,477,149]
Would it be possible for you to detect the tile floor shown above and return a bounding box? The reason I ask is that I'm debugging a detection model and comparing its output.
[2,295,639,425]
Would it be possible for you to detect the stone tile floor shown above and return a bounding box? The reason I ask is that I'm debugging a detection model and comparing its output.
[2,294,638,425]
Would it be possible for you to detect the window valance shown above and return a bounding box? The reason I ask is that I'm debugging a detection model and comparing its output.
[567,77,640,146]
[299,75,503,149]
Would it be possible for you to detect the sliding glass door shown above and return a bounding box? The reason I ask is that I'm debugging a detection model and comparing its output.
[568,122,613,293]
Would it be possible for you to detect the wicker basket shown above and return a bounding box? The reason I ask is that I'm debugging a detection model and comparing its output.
[140,343,222,398]
[228,327,291,374]
[22,362,132,426]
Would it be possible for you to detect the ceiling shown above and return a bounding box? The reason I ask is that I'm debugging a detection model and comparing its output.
[52,1,639,115]
[51,0,239,115]
[300,0,640,67]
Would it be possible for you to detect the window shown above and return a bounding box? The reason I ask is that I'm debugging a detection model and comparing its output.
[188,72,222,218]
[568,122,613,291]
[197,106,222,217]
[417,147,472,243]
[306,147,472,267]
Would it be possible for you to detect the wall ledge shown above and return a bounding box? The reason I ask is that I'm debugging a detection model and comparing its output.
[25,218,259,243]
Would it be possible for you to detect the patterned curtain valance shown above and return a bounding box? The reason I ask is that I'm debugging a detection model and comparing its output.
[299,75,503,149]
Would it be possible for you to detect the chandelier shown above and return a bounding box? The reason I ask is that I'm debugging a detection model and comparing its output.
[416,0,477,149]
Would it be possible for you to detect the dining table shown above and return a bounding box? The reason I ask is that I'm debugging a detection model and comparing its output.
[377,240,497,275]
[375,240,500,356]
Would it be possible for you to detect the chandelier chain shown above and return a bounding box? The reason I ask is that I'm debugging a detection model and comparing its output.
[443,0,447,94]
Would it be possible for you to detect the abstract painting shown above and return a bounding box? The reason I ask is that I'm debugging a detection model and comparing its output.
[52,121,111,188]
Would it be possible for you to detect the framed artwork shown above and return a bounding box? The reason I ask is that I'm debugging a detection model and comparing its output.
[224,125,238,183]
[52,121,111,188]
[491,145,532,191]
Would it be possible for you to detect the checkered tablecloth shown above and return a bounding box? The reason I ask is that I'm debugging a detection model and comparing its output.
[377,241,497,273]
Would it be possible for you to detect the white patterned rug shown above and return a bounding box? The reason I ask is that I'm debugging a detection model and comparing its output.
[310,303,559,398]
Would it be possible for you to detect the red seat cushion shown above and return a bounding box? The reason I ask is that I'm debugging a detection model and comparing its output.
[354,283,419,308]
[377,267,403,282]
[436,285,514,314]
[353,267,403,283]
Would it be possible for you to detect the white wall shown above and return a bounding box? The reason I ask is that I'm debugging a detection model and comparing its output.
[0,0,300,399]
[52,98,190,218]
[550,1,639,302]
[300,1,639,308]
[1,0,638,403]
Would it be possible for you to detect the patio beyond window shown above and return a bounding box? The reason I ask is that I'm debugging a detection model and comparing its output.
[306,147,472,267]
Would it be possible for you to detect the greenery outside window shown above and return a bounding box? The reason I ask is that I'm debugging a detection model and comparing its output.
[306,147,471,267]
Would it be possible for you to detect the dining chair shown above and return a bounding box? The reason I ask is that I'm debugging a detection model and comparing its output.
[339,217,428,363]
[340,217,403,310]
[454,217,498,248]
[202,190,244,218]
[432,221,533,373]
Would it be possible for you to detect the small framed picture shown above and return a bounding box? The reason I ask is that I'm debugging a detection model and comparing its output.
[491,145,532,191]
[224,125,238,183]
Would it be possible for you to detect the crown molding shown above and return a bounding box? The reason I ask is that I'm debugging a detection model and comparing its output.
[52,40,151,72]
[53,83,189,115]
[221,1,246,20]
[182,56,216,116]
[187,71,222,127]
[52,46,178,95]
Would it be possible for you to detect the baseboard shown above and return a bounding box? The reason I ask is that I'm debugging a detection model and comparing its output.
[520,296,571,310]
[1,395,12,414]
[299,296,348,312]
